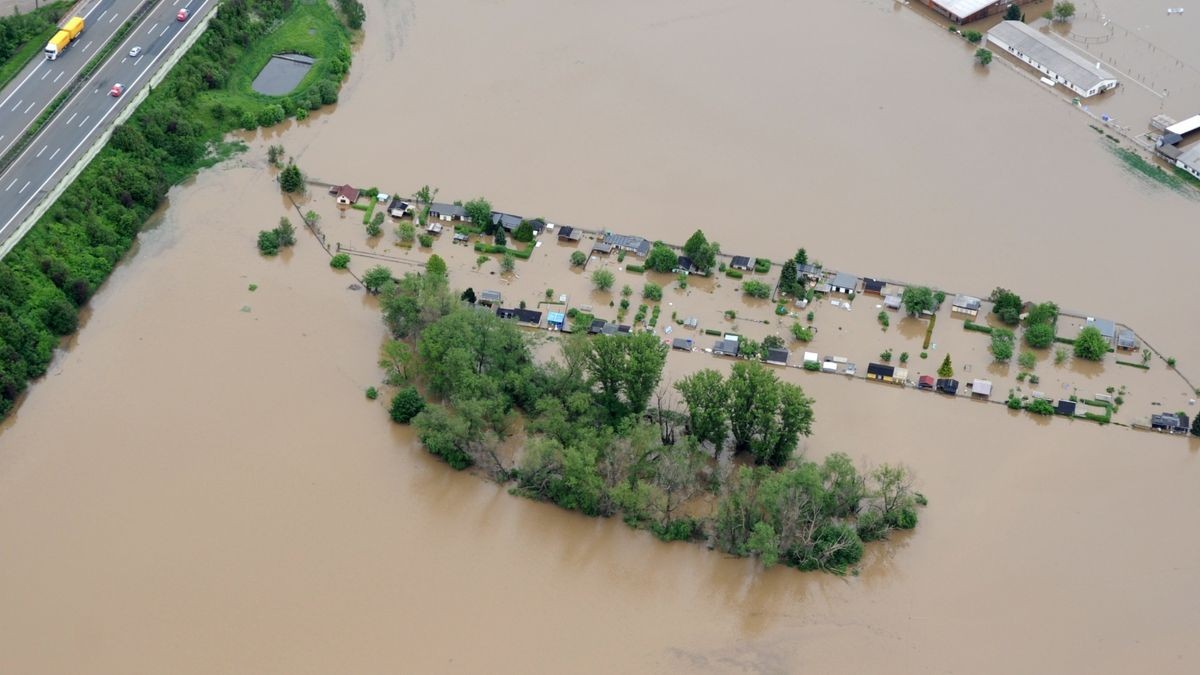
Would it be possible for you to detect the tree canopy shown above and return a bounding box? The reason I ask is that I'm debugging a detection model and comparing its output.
[1073,326,1109,361]
[463,198,493,232]
[682,230,719,274]
[646,244,678,273]
[901,286,935,316]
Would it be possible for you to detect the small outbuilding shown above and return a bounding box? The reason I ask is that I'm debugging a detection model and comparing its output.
[557,226,582,242]
[547,311,566,331]
[1056,400,1077,416]
[430,203,466,221]
[496,307,542,327]
[604,233,651,257]
[1151,412,1189,434]
[1085,317,1116,342]
[883,294,902,310]
[867,363,899,383]
[672,338,693,352]
[478,290,502,306]
[936,378,959,395]
[796,263,822,280]
[827,272,859,295]
[675,256,694,274]
[730,256,753,271]
[803,351,819,364]
[591,242,613,255]
[388,198,410,217]
[951,294,982,318]
[334,184,360,205]
[918,375,935,390]
[713,338,740,357]
[863,278,886,295]
[765,348,789,366]
[1115,329,1138,351]
[588,318,608,334]
[971,379,993,398]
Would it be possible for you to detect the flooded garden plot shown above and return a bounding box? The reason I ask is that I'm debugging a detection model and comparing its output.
[293,185,1196,434]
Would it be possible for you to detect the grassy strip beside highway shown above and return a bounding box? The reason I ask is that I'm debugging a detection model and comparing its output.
[0,1,154,176]
[0,0,72,90]
[0,0,355,417]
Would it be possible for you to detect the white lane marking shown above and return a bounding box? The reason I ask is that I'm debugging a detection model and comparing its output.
[66,112,77,125]
[0,135,4,143]
[121,57,127,63]
[82,40,94,51]
[49,147,61,160]
[53,71,64,83]
[0,0,214,240]
[160,25,170,36]
[18,181,30,194]
[147,23,158,35]
[0,58,43,110]
[134,56,144,65]
[173,0,179,5]
[79,115,90,127]
[41,71,49,80]
[36,146,46,158]
[10,100,22,112]
[23,101,35,114]
[109,13,117,23]
[5,179,15,191]
[98,11,107,20]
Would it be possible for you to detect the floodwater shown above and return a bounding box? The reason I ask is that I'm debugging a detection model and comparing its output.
[3,0,1200,672]
[251,54,315,96]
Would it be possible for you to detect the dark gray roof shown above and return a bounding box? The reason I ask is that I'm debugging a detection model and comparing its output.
[491,212,524,231]
[829,272,859,290]
[430,202,465,218]
[863,278,886,292]
[713,339,740,356]
[796,263,821,277]
[675,256,693,272]
[1056,400,1077,415]
[730,256,752,268]
[765,348,789,364]
[867,363,894,377]
[591,242,613,254]
[479,290,502,303]
[388,198,409,212]
[589,318,608,334]
[496,307,542,324]
[1151,412,1186,429]
[604,233,651,257]
[558,226,581,240]
[671,338,693,351]
[1116,329,1137,349]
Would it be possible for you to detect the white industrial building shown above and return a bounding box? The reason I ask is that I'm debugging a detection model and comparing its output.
[1174,144,1200,180]
[987,21,1118,98]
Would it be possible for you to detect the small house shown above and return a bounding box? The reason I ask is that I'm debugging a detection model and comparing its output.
[866,363,896,382]
[604,233,651,257]
[765,348,789,366]
[671,338,693,352]
[558,226,582,242]
[429,203,466,221]
[675,256,694,274]
[478,290,502,307]
[796,263,822,280]
[918,375,935,390]
[730,256,753,271]
[491,212,524,232]
[951,295,982,318]
[683,316,698,329]
[588,318,608,334]
[1151,412,1189,434]
[821,360,838,373]
[863,278,886,295]
[712,338,740,357]
[971,379,993,398]
[1056,400,1077,416]
[936,378,959,395]
[547,311,566,331]
[1115,329,1138,351]
[495,307,542,327]
[426,222,443,234]
[827,272,859,295]
[388,198,410,218]
[1085,318,1116,342]
[883,294,902,311]
[334,184,360,205]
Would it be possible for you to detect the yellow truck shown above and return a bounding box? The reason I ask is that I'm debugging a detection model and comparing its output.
[44,16,85,60]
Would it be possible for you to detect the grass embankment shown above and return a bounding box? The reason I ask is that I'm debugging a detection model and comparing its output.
[1110,146,1199,196]
[0,0,355,418]
[0,1,71,90]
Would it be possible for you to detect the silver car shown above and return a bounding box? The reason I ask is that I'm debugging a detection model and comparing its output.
[129,46,142,58]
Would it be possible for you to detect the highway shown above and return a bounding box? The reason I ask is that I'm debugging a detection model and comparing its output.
[0,0,213,251]
[0,0,147,160]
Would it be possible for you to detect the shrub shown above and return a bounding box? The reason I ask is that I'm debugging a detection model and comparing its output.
[362,265,394,293]
[791,324,813,342]
[806,311,814,322]
[1025,399,1055,416]
[1018,351,1036,370]
[753,258,771,273]
[775,304,787,316]
[389,387,425,423]
[418,234,434,248]
[963,321,993,334]
[592,268,615,291]
[725,268,743,279]
[878,311,889,329]
[1054,347,1069,364]
[646,244,678,272]
[990,329,1015,362]
[899,352,909,364]
[1025,322,1055,348]
[625,264,645,274]
[1007,395,1022,410]
[1074,326,1108,361]
[365,386,378,400]
[513,221,535,242]
[880,349,892,362]
[742,280,771,298]
[257,229,280,255]
[330,253,351,269]
[803,361,820,371]
[366,220,382,237]
[570,251,587,266]
[920,351,928,359]
[642,283,663,301]
[964,29,983,43]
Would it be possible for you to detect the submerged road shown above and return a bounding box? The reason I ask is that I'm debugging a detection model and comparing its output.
[0,0,147,160]
[0,0,212,253]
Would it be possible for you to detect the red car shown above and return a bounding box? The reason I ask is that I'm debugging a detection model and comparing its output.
[109,83,123,97]
[177,9,188,21]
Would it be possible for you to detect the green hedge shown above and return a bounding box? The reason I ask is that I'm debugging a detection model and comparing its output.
[1054,336,1076,345]
[473,242,534,259]
[963,321,993,334]
[625,264,644,273]
[1115,360,1150,370]
[703,328,721,336]
[725,269,743,279]
[753,258,771,273]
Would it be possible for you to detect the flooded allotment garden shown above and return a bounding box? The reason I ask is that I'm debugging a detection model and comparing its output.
[2,0,1200,673]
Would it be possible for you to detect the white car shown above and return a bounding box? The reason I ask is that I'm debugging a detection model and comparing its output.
[129,46,142,57]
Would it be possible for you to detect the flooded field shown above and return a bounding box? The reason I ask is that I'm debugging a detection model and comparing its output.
[3,0,1200,672]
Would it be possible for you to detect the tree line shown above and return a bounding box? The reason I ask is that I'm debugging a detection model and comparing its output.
[373,264,924,574]
[0,1,69,67]
[0,0,352,418]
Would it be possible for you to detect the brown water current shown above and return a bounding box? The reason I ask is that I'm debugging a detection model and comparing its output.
[3,0,1200,672]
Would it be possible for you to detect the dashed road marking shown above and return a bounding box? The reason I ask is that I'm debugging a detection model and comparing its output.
[23,101,35,114]
[147,23,158,35]
[35,146,46,158]
[79,115,90,127]
[18,181,30,194]
[53,71,64,83]
[66,112,77,125]
[11,100,22,112]
[49,147,61,160]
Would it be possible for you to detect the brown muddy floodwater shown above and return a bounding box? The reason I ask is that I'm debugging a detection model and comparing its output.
[3,0,1200,672]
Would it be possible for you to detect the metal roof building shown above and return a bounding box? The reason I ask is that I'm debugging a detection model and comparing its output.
[1173,143,1200,180]
[987,21,1118,98]
[924,0,1034,23]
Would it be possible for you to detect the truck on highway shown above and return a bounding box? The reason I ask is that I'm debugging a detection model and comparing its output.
[44,16,85,60]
